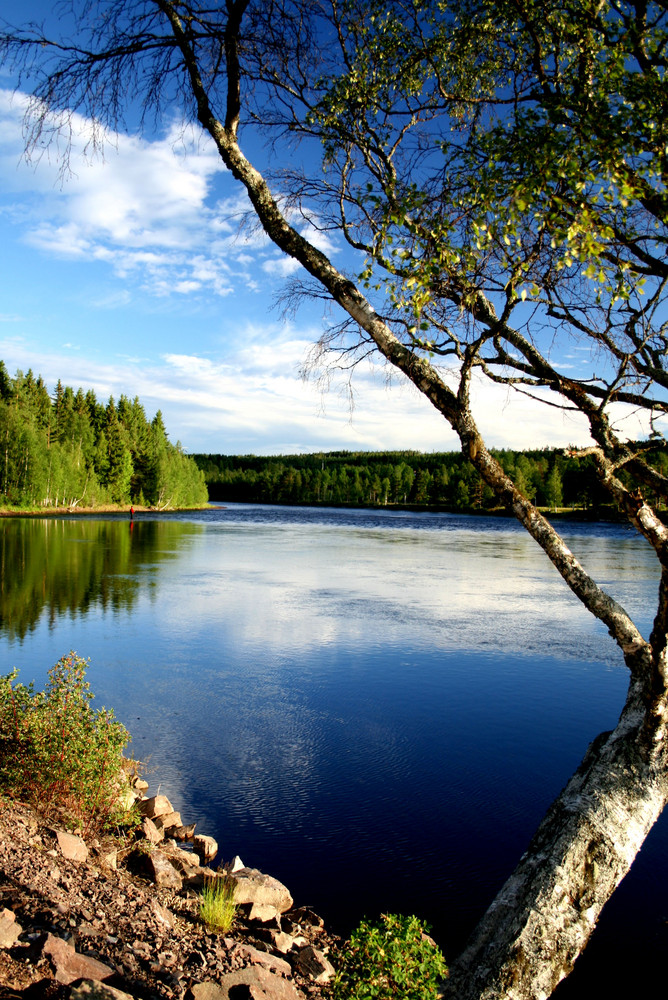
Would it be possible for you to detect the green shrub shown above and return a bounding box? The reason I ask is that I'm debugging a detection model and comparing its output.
[199,875,237,933]
[332,913,448,1000]
[0,651,132,835]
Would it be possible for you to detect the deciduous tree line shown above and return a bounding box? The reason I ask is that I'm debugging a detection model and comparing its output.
[0,363,207,509]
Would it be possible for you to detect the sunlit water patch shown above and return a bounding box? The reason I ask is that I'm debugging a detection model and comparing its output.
[1,504,664,997]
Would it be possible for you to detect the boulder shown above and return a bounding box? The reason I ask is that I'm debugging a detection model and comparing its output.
[140,817,164,844]
[193,834,218,864]
[139,794,174,819]
[234,942,292,976]
[71,982,136,1000]
[188,968,305,1000]
[0,907,22,949]
[56,830,88,862]
[153,810,183,832]
[173,823,197,841]
[42,933,114,985]
[115,786,139,812]
[143,849,183,889]
[229,868,293,923]
[291,945,335,984]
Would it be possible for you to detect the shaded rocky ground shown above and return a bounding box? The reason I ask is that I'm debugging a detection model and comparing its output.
[0,793,339,1000]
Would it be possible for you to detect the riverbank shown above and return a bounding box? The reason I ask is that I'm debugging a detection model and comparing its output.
[0,504,210,518]
[0,787,339,999]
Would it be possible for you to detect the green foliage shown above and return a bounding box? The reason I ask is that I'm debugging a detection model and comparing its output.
[0,652,132,834]
[333,913,447,1000]
[0,365,207,509]
[199,876,237,934]
[195,446,659,513]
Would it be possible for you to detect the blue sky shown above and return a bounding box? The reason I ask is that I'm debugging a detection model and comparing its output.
[0,3,651,456]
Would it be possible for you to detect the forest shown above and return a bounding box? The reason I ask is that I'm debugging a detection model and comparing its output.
[0,363,208,510]
[195,448,668,513]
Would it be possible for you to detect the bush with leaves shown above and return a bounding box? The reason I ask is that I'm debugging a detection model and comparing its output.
[332,912,448,1000]
[0,652,132,834]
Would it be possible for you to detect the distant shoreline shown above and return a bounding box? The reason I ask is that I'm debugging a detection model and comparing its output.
[0,504,210,518]
[0,498,652,525]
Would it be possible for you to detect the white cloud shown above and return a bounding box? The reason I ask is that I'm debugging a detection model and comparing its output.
[1,324,664,455]
[0,89,283,298]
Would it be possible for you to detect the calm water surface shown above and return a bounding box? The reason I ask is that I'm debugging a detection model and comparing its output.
[2,504,665,997]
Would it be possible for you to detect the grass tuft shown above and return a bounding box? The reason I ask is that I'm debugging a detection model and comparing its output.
[199,875,237,934]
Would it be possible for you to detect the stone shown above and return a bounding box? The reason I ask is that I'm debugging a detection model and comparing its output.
[132,777,149,792]
[188,968,304,1000]
[56,830,88,862]
[265,930,296,955]
[42,932,114,985]
[291,945,335,984]
[173,823,197,841]
[234,942,292,976]
[0,907,22,948]
[149,898,176,930]
[70,982,136,1000]
[229,869,293,923]
[193,834,218,863]
[140,817,164,844]
[153,810,183,832]
[115,786,139,812]
[138,794,174,818]
[145,850,183,889]
[286,907,324,931]
[164,845,202,876]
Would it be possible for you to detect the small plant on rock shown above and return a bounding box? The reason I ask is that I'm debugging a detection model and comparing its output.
[332,912,447,1000]
[199,875,237,934]
[0,652,132,835]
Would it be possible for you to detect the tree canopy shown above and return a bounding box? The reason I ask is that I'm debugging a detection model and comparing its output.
[2,2,668,996]
[0,362,207,509]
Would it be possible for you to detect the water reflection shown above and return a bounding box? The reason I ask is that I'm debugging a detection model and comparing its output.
[0,505,664,999]
[0,516,202,641]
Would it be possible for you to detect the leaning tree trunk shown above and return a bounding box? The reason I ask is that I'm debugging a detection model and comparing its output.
[156,11,668,995]
[443,675,668,1000]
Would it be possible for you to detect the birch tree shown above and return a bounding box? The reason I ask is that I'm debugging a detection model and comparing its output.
[2,1,668,996]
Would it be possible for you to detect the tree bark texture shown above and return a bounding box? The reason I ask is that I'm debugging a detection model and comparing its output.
[162,10,668,993]
[444,678,668,998]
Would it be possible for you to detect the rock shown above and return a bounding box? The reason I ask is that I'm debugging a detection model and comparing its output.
[229,869,293,923]
[164,845,202,876]
[193,834,219,863]
[0,907,22,948]
[70,982,136,1000]
[264,930,296,954]
[234,942,292,976]
[291,945,335,984]
[140,817,164,844]
[153,810,183,832]
[173,823,197,841]
[187,985,228,1000]
[138,794,174,818]
[149,898,176,929]
[115,786,139,812]
[42,932,114,985]
[189,968,305,1000]
[131,776,149,792]
[145,850,183,889]
[55,830,88,862]
[285,907,324,931]
[228,855,246,873]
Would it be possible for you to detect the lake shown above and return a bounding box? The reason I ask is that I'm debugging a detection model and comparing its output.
[2,503,666,998]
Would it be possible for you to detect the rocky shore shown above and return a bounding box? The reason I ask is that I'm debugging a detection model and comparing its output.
[0,781,340,1000]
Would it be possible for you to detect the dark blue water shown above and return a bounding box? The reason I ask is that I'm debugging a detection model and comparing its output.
[1,504,664,997]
